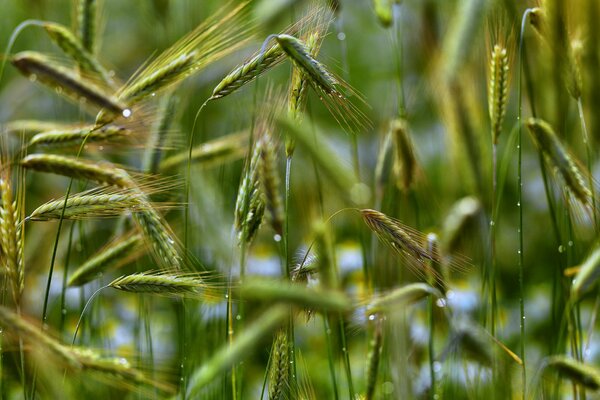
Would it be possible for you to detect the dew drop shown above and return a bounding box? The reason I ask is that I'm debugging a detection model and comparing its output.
[98,146,104,151]
[236,314,241,320]
[122,108,132,118]
[273,234,282,242]
[568,241,573,247]
[558,245,565,253]
[435,298,447,308]
[368,314,376,321]
[517,202,521,207]
[29,74,37,82]
[55,87,63,94]
[224,293,229,299]
[490,220,495,226]
[517,250,521,254]
[337,32,346,41]
[433,361,442,373]
[61,308,67,315]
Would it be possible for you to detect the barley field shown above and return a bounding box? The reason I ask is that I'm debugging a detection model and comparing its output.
[1,0,599,399]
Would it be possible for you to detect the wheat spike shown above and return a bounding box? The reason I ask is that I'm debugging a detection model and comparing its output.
[268,329,289,400]
[11,51,126,117]
[108,271,204,296]
[68,233,144,287]
[29,124,132,147]
[526,118,593,210]
[488,44,509,144]
[43,22,112,85]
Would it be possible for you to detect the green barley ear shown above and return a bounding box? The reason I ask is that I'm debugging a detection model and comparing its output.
[257,132,284,238]
[21,155,183,268]
[76,0,97,54]
[268,329,289,400]
[365,283,442,315]
[186,304,289,397]
[108,270,207,297]
[159,131,248,173]
[68,233,144,287]
[441,196,483,255]
[440,0,490,83]
[5,120,82,136]
[94,2,252,126]
[361,209,445,283]
[488,44,510,144]
[571,243,600,301]
[286,32,322,157]
[526,118,594,212]
[21,153,132,187]
[11,51,127,118]
[313,220,339,289]
[528,7,582,100]
[234,140,265,245]
[27,182,176,221]
[28,124,133,148]
[210,5,330,102]
[541,356,600,391]
[390,118,419,192]
[210,43,284,101]
[0,306,172,393]
[239,277,351,313]
[0,161,24,304]
[144,94,179,174]
[372,0,393,27]
[276,34,370,135]
[365,315,383,400]
[42,22,112,85]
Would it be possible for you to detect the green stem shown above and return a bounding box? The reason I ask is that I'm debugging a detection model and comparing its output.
[323,314,339,400]
[184,100,209,249]
[517,10,534,398]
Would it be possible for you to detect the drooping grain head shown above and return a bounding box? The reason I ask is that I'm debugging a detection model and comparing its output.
[571,244,600,301]
[94,1,253,125]
[29,124,133,148]
[372,0,393,28]
[526,118,593,211]
[390,118,418,192]
[441,196,482,255]
[365,283,442,315]
[21,154,132,187]
[543,356,600,391]
[257,132,284,237]
[68,233,144,287]
[235,140,265,245]
[11,51,126,118]
[210,44,285,101]
[42,22,112,85]
[159,131,248,173]
[361,209,443,282]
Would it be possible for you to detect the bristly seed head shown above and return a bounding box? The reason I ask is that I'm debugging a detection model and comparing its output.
[488,44,509,144]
